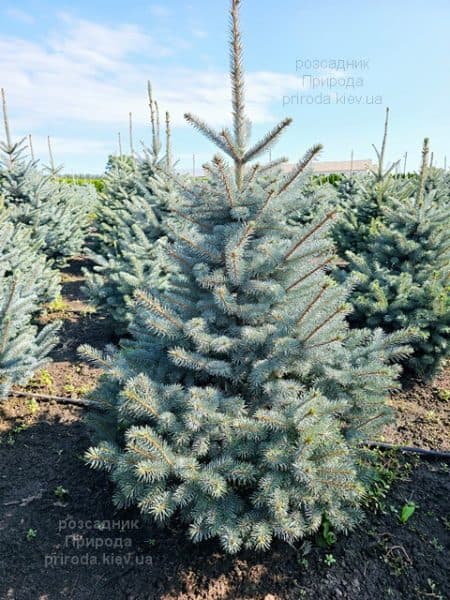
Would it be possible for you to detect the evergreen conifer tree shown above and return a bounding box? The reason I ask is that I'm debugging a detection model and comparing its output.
[83,0,412,553]
[336,139,449,380]
[287,175,338,227]
[332,109,414,258]
[83,86,174,332]
[424,166,450,204]
[0,89,95,268]
[0,216,59,399]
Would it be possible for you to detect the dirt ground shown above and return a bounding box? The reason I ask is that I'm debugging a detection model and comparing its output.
[384,369,450,451]
[0,258,449,600]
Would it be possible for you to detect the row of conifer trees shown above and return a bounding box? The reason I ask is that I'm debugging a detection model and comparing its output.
[1,0,448,554]
[0,88,96,398]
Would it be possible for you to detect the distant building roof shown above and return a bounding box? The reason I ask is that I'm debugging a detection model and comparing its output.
[196,158,374,178]
[280,159,373,175]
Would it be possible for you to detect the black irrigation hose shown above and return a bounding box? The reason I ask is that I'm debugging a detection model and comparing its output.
[9,390,101,409]
[363,441,450,460]
[7,391,450,459]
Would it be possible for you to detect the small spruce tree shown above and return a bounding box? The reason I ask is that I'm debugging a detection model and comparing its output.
[332,108,415,258]
[336,139,449,380]
[0,216,59,399]
[0,90,94,267]
[83,0,411,553]
[83,86,174,331]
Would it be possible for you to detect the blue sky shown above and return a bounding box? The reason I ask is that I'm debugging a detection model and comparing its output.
[1,0,449,174]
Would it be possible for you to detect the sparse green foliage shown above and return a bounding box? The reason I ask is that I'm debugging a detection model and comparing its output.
[400,501,417,524]
[324,553,336,566]
[26,528,37,541]
[54,485,69,500]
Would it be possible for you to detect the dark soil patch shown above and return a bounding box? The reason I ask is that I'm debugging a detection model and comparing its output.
[384,366,450,451]
[31,257,113,398]
[0,401,449,600]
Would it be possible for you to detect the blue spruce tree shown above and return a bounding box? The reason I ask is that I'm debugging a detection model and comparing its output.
[336,138,449,380]
[0,89,95,268]
[83,0,412,553]
[0,216,59,399]
[332,108,414,258]
[83,85,173,332]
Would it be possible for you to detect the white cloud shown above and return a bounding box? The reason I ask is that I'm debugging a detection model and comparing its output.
[5,8,35,25]
[149,5,172,18]
[30,136,112,158]
[191,28,208,39]
[1,14,306,169]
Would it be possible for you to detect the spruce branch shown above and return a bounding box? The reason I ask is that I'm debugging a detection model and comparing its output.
[230,0,246,150]
[284,211,336,261]
[0,280,16,354]
[354,412,386,430]
[417,137,430,207]
[28,134,35,162]
[295,284,329,325]
[213,154,235,207]
[147,81,161,157]
[129,428,174,466]
[243,118,293,163]
[165,111,172,169]
[129,111,134,156]
[258,157,289,174]
[304,336,341,350]
[122,388,159,418]
[165,223,219,261]
[301,305,347,343]
[158,165,204,204]
[220,128,241,162]
[254,190,275,221]
[242,162,261,189]
[285,257,334,291]
[170,206,207,229]
[47,136,56,175]
[1,87,12,150]
[372,107,389,180]
[155,100,161,146]
[276,144,323,196]
[184,113,233,157]
[135,290,183,329]
[167,247,194,268]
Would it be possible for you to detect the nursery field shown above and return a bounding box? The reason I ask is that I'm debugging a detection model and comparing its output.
[1,1,449,598]
[1,258,448,600]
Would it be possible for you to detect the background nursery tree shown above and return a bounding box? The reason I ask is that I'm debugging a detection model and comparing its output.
[335,139,449,381]
[332,108,415,258]
[0,216,59,399]
[83,0,412,554]
[83,87,174,332]
[0,89,95,268]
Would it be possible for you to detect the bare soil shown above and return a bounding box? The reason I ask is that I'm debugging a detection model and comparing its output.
[384,368,450,451]
[0,258,449,600]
